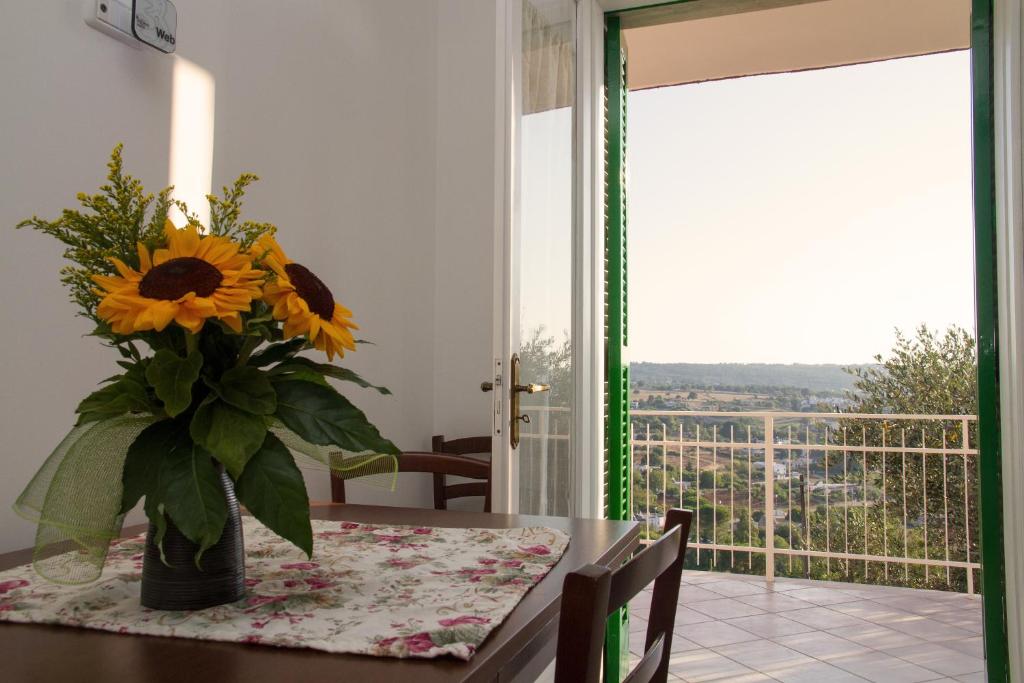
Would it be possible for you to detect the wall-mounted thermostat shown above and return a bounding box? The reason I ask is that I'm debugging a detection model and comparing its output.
[85,0,177,54]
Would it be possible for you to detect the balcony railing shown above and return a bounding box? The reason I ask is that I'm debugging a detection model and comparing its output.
[631,410,981,594]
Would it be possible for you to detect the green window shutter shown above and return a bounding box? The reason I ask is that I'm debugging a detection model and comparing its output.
[969,1,1010,679]
[604,15,630,683]
[605,17,630,527]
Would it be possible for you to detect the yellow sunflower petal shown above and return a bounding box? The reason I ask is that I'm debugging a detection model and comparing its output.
[109,257,140,280]
[148,301,180,332]
[182,295,219,318]
[220,312,243,333]
[169,223,201,258]
[272,295,291,318]
[174,308,205,333]
[332,305,359,331]
[92,274,126,292]
[283,314,312,339]
[254,233,290,266]
[137,243,153,272]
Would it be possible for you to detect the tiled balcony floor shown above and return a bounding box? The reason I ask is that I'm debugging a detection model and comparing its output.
[628,570,984,683]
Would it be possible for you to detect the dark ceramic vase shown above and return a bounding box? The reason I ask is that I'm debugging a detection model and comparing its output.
[140,466,245,610]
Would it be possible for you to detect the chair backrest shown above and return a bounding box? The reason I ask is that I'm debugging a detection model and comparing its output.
[330,435,491,511]
[431,435,491,512]
[432,434,491,456]
[554,509,693,683]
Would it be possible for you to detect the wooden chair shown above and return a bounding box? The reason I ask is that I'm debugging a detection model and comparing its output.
[429,435,492,512]
[554,509,693,683]
[330,434,492,512]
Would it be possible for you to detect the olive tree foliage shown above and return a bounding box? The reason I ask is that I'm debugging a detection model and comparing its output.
[831,325,979,591]
[844,325,976,419]
[518,325,571,409]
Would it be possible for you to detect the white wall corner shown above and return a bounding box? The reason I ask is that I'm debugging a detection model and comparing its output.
[994,0,1024,678]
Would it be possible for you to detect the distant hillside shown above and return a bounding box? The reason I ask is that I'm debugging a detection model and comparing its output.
[631,362,872,393]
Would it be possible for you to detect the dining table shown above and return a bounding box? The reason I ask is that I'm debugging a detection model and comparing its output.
[0,504,639,683]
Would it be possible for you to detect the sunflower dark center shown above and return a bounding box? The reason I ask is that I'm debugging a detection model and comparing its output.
[285,262,335,319]
[138,257,223,300]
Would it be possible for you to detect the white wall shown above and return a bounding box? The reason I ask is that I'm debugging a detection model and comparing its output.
[434,0,501,509]
[0,0,229,552]
[0,0,500,552]
[434,0,499,439]
[212,0,442,507]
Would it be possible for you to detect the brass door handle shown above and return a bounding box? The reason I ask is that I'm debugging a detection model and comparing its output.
[481,381,494,392]
[509,353,550,449]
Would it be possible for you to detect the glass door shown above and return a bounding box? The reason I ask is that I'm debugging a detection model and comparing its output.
[505,0,577,516]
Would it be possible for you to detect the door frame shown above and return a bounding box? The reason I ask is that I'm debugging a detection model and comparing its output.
[583,0,1016,680]
[991,0,1024,676]
[491,0,518,515]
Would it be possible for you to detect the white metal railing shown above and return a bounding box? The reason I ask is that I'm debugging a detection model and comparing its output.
[631,411,981,594]
[519,405,572,517]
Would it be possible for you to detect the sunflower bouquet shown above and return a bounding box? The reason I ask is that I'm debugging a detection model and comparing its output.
[14,146,398,588]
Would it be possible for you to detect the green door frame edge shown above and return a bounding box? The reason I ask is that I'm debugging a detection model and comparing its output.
[604,14,631,683]
[601,1,1009,680]
[971,1,1009,681]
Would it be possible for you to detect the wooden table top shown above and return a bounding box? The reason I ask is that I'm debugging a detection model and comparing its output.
[0,504,639,683]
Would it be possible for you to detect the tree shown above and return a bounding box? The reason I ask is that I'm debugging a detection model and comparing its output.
[836,324,978,591]
[518,325,571,408]
[845,325,976,417]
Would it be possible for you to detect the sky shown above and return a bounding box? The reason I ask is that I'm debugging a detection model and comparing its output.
[628,51,976,365]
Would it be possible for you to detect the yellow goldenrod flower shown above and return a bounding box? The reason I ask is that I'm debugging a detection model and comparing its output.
[252,234,357,360]
[92,221,264,335]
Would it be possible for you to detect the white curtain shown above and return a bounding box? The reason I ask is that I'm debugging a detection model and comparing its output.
[522,0,574,115]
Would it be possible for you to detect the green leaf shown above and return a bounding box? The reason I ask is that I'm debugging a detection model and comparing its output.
[76,382,146,419]
[209,366,277,415]
[234,432,313,557]
[76,372,154,424]
[159,442,228,565]
[248,338,306,368]
[246,322,277,343]
[190,399,267,478]
[266,362,330,387]
[76,383,122,412]
[274,357,391,395]
[273,380,400,455]
[320,366,392,395]
[145,349,203,417]
[245,311,274,328]
[121,418,191,514]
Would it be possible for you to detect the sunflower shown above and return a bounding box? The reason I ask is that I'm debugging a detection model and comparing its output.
[92,221,264,335]
[252,234,358,360]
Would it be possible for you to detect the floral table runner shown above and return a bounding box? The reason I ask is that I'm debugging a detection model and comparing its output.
[0,518,570,660]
